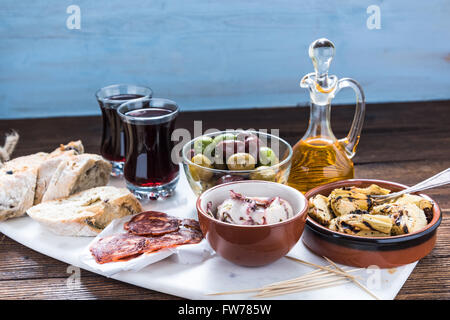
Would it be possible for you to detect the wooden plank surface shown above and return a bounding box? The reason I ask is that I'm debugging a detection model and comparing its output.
[0,100,449,299]
[1,0,450,119]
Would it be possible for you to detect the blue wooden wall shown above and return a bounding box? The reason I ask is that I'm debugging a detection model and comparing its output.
[1,0,449,119]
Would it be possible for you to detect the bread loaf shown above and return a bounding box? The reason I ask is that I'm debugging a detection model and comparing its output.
[0,140,112,221]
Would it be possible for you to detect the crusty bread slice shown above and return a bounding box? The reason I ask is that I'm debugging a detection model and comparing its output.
[34,140,85,204]
[50,140,84,156]
[0,141,87,221]
[0,166,38,221]
[42,154,112,202]
[27,186,143,236]
[3,152,49,173]
[0,153,48,221]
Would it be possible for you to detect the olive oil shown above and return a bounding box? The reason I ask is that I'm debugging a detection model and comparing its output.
[288,137,354,193]
[286,38,365,193]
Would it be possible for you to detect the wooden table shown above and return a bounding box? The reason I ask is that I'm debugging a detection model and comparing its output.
[0,100,449,300]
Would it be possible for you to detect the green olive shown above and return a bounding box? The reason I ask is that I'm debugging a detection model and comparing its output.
[227,153,256,171]
[189,154,213,181]
[250,166,277,181]
[202,133,236,161]
[212,133,236,145]
[193,136,213,154]
[203,142,216,160]
[258,147,279,166]
[191,153,212,166]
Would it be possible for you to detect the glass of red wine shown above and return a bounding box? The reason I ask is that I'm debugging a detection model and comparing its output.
[95,84,153,177]
[117,97,180,200]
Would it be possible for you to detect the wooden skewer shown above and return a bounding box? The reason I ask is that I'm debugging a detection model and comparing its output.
[255,280,349,298]
[264,272,358,290]
[254,280,350,298]
[207,267,359,296]
[207,257,375,299]
[323,256,381,300]
[207,267,326,296]
[263,269,360,290]
[260,274,351,292]
[262,268,329,288]
[207,287,262,296]
[285,256,359,280]
[263,265,355,288]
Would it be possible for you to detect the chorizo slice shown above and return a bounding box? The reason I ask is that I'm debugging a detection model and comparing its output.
[90,234,149,264]
[181,218,201,231]
[177,227,203,244]
[142,228,204,253]
[124,211,180,236]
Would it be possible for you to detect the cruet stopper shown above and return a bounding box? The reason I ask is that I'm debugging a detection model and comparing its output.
[301,38,339,105]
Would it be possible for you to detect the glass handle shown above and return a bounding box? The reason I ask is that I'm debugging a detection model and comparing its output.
[335,78,366,159]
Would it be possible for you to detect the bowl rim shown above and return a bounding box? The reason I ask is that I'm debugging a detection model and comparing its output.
[196,180,308,228]
[304,178,442,243]
[182,130,293,174]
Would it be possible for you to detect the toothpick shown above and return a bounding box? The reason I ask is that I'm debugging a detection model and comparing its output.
[323,256,381,300]
[207,267,358,296]
[254,280,349,298]
[263,269,360,290]
[285,256,358,280]
[207,256,375,299]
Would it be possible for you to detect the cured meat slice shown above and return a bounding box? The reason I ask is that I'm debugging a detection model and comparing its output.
[124,211,180,236]
[177,227,203,244]
[142,227,204,253]
[90,234,149,264]
[181,218,201,231]
[90,211,204,264]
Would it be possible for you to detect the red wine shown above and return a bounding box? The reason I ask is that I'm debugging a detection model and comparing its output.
[123,108,179,187]
[98,94,145,162]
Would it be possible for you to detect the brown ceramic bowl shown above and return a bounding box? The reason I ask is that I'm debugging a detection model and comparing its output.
[196,180,308,267]
[303,179,442,268]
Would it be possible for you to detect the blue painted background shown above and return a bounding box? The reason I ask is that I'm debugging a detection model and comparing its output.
[1,0,449,119]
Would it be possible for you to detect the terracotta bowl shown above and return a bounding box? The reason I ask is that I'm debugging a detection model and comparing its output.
[196,181,308,267]
[303,179,442,268]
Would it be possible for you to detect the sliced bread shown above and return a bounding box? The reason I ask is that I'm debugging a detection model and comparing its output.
[41,154,112,202]
[50,140,84,156]
[0,152,49,221]
[34,140,85,204]
[27,186,143,236]
[0,141,87,221]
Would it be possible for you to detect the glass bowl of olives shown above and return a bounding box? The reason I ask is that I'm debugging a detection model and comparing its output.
[182,130,293,196]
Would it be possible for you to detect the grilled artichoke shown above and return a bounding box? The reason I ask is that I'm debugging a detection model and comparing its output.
[307,184,433,237]
[308,194,334,226]
[330,213,392,237]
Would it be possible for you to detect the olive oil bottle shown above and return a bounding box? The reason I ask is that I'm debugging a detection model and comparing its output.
[287,38,365,193]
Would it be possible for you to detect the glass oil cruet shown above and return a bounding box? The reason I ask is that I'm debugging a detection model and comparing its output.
[287,38,366,193]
